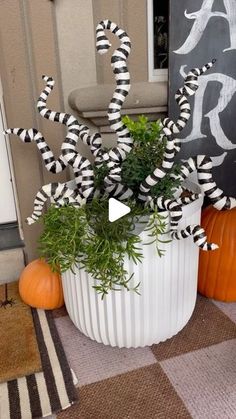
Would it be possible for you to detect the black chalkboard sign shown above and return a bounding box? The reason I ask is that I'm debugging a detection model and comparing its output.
[169,0,236,197]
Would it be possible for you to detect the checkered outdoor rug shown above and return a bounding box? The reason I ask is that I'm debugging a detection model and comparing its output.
[51,295,236,419]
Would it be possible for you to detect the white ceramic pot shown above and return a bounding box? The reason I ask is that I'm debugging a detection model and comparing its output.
[62,182,203,348]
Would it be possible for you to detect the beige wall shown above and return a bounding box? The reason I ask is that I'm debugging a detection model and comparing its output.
[93,0,148,84]
[55,0,97,113]
[54,0,98,161]
[55,0,149,90]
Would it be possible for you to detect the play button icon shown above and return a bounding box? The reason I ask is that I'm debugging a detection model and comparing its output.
[108,198,131,222]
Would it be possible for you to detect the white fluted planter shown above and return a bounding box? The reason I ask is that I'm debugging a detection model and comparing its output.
[62,182,203,348]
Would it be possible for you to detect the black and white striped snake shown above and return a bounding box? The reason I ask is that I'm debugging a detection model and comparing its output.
[95,19,133,200]
[3,21,235,251]
[26,182,85,225]
[172,155,236,210]
[138,60,216,202]
[5,20,133,204]
[150,195,218,251]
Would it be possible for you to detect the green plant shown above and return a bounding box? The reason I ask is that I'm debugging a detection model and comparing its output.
[121,115,181,198]
[39,198,168,298]
[144,208,171,257]
[38,116,186,297]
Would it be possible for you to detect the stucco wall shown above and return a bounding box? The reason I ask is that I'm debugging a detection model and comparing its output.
[93,0,148,84]
[54,0,98,162]
[55,0,149,99]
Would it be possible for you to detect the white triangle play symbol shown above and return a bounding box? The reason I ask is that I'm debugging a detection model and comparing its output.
[108,198,131,222]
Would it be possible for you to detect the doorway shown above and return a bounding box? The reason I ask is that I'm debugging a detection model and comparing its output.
[0,79,23,250]
[0,82,17,223]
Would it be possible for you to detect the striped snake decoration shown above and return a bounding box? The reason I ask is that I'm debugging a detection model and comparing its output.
[4,81,98,197]
[26,182,85,225]
[138,60,216,202]
[5,20,133,203]
[37,76,95,199]
[150,195,218,251]
[172,155,236,210]
[4,128,68,175]
[95,19,133,200]
[96,19,132,157]
[148,153,236,250]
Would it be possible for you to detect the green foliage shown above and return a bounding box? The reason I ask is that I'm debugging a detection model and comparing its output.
[121,115,181,198]
[122,114,163,146]
[38,199,168,298]
[151,165,182,199]
[94,163,109,189]
[144,208,171,257]
[38,204,87,273]
[38,114,184,297]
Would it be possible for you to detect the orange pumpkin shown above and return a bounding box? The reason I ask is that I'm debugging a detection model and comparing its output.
[19,259,64,309]
[198,205,236,302]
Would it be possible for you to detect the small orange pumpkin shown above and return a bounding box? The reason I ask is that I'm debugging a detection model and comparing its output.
[198,205,236,302]
[19,259,64,309]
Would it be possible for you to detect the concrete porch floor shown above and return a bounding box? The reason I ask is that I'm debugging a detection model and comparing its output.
[0,223,25,284]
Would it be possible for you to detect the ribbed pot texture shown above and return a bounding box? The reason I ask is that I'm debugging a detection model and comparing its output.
[62,187,203,348]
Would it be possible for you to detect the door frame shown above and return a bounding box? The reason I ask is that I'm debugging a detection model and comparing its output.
[0,78,22,234]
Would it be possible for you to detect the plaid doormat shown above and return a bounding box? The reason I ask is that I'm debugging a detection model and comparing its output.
[0,284,78,419]
[52,295,236,419]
